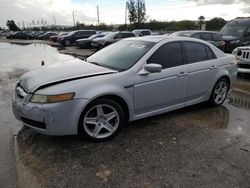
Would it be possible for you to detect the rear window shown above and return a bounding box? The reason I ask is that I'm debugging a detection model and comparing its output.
[205,46,216,60]
[212,33,222,41]
[200,33,212,41]
[183,42,208,63]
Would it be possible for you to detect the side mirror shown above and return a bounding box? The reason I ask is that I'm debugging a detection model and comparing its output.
[139,64,162,75]
[139,33,143,36]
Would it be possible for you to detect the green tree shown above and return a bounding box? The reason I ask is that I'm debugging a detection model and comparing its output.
[6,20,20,31]
[198,15,205,30]
[206,17,226,31]
[127,0,147,28]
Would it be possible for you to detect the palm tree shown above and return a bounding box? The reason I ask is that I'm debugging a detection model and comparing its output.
[198,16,205,30]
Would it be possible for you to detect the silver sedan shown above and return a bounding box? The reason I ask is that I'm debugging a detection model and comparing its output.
[12,36,237,142]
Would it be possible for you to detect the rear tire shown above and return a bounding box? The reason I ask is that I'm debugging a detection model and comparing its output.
[78,99,125,142]
[65,39,71,46]
[209,78,229,107]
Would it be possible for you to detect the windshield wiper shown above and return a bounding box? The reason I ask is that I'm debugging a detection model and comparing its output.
[88,61,101,66]
[87,61,125,72]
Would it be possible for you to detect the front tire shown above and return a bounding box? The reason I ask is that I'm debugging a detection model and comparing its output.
[78,99,125,142]
[209,78,229,106]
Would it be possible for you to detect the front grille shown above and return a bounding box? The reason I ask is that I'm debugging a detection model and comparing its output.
[21,117,46,129]
[238,64,250,69]
[242,51,250,59]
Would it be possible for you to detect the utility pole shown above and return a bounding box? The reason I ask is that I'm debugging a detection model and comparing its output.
[125,2,128,30]
[22,20,25,30]
[53,16,56,27]
[72,11,76,26]
[97,5,100,26]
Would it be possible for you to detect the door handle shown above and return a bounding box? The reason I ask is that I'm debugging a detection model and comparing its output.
[177,72,188,77]
[209,65,218,70]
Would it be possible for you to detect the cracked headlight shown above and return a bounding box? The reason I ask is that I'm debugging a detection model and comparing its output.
[30,93,75,103]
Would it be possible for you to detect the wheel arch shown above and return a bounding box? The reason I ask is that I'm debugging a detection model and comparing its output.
[77,94,130,135]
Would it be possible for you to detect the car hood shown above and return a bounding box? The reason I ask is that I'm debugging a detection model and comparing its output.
[222,35,241,41]
[92,37,105,42]
[76,38,90,42]
[20,59,117,93]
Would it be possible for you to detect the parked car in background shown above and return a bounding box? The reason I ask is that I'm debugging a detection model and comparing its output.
[233,46,250,74]
[132,29,152,36]
[6,31,33,40]
[58,30,96,46]
[34,31,46,39]
[91,31,135,49]
[0,30,10,36]
[38,32,57,40]
[171,30,225,51]
[76,33,107,48]
[49,32,68,42]
[220,17,250,53]
[12,36,237,142]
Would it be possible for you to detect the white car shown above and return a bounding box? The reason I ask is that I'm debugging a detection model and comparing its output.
[12,36,237,142]
[233,46,250,74]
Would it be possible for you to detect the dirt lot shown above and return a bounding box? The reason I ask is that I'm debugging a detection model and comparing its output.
[0,38,250,188]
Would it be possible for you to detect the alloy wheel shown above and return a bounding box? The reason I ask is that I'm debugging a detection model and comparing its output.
[214,80,228,104]
[83,104,120,139]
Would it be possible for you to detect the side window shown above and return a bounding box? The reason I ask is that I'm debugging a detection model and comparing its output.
[183,42,208,63]
[86,31,95,35]
[212,34,222,41]
[141,31,150,36]
[147,42,183,69]
[192,33,200,39]
[123,33,134,38]
[205,45,216,60]
[200,33,212,41]
[115,33,122,38]
[73,32,80,36]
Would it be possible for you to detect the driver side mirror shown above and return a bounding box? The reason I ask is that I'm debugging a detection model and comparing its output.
[139,64,162,75]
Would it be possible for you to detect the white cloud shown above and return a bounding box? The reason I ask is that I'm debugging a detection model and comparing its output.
[0,0,250,29]
[0,0,97,28]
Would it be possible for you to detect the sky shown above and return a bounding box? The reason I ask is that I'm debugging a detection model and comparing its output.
[0,0,250,28]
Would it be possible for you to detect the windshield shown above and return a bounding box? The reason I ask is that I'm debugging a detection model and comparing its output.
[88,34,101,39]
[68,31,77,36]
[103,32,119,39]
[87,40,155,71]
[132,30,140,35]
[220,25,247,37]
[171,32,192,37]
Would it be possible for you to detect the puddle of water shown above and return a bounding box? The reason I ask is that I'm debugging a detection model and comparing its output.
[228,90,250,109]
[0,42,75,74]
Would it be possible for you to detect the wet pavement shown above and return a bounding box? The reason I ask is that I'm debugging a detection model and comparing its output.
[0,42,250,187]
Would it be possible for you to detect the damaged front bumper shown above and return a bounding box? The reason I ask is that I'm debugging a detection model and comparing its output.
[12,96,89,136]
[237,59,250,74]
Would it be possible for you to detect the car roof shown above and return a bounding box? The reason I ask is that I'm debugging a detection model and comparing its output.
[173,30,220,35]
[228,17,250,26]
[124,35,213,43]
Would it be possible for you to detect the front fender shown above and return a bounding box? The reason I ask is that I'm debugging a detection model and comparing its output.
[77,84,134,121]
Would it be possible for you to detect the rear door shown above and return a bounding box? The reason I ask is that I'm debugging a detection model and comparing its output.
[134,42,188,116]
[183,41,217,106]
